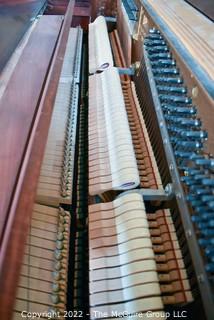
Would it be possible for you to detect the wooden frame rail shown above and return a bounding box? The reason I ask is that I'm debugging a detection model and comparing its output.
[0,1,75,318]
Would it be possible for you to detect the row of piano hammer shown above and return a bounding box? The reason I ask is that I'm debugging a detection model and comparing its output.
[88,16,193,319]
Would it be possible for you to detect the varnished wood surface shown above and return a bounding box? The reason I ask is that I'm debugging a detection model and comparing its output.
[36,27,82,206]
[185,0,214,21]
[0,15,62,240]
[141,0,214,81]
[45,0,69,15]
[0,0,46,73]
[0,20,37,101]
[0,0,45,4]
[0,1,75,318]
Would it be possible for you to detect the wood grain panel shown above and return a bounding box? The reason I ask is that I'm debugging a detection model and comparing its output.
[0,6,78,316]
[0,15,62,239]
[185,0,214,21]
[0,0,46,73]
[0,0,45,6]
[143,0,214,81]
[45,0,69,15]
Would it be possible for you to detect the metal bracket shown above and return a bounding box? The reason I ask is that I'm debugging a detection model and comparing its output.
[118,67,136,76]
[105,17,117,23]
[117,183,174,201]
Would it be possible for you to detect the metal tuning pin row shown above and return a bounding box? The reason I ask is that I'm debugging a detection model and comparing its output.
[145,28,214,274]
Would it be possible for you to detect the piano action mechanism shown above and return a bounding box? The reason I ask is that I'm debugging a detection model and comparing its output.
[0,0,213,319]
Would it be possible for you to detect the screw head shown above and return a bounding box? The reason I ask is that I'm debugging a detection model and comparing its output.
[169,163,174,171]
[186,229,192,238]
[176,192,182,199]
[197,274,204,283]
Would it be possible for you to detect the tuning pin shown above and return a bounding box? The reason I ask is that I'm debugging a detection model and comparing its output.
[201,195,214,202]
[152,67,179,75]
[183,168,203,176]
[178,159,192,169]
[144,39,166,47]
[165,115,181,124]
[195,188,212,196]
[195,158,214,169]
[190,154,204,161]
[207,201,214,209]
[157,85,186,94]
[151,60,176,68]
[206,263,214,273]
[146,33,163,40]
[159,95,191,104]
[189,184,206,192]
[205,247,214,257]
[193,213,214,223]
[195,215,214,228]
[145,46,169,54]
[162,105,197,115]
[148,53,171,60]
[205,219,214,228]
[170,137,180,145]
[179,118,201,127]
[149,28,160,34]
[201,229,214,236]
[191,215,202,223]
[201,179,214,186]
[195,205,210,213]
[199,238,213,247]
[186,193,199,200]
[204,246,214,264]
[196,222,207,229]
[154,76,183,84]
[200,212,214,221]
[180,130,208,139]
[189,200,203,207]
[181,176,196,183]
[175,141,203,151]
[192,174,210,182]
[167,125,182,133]
[174,151,201,159]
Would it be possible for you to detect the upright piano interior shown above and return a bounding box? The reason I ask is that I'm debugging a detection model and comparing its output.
[0,0,214,319]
